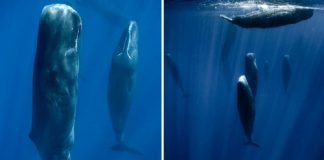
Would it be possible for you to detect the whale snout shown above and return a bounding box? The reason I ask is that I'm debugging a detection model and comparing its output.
[114,21,138,61]
[246,53,256,61]
[112,21,138,69]
[125,21,138,59]
[128,21,138,39]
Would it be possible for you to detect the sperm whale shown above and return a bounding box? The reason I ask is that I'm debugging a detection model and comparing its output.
[237,75,259,147]
[282,54,292,91]
[220,5,313,28]
[165,53,189,97]
[245,53,258,98]
[30,4,81,160]
[107,21,142,155]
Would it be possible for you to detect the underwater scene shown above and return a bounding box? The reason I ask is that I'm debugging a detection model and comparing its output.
[0,0,161,160]
[165,1,324,160]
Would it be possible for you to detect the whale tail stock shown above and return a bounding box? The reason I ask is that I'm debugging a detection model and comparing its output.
[244,140,260,148]
[220,14,233,21]
[110,143,143,156]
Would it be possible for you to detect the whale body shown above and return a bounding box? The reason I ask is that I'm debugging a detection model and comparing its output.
[245,53,258,98]
[30,4,81,160]
[264,60,270,81]
[165,53,189,97]
[282,54,292,91]
[237,75,259,147]
[220,6,313,28]
[107,21,142,155]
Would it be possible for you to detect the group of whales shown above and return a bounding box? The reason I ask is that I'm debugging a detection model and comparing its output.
[227,2,299,146]
[166,52,292,147]
[237,53,291,147]
[30,4,140,160]
[166,2,304,148]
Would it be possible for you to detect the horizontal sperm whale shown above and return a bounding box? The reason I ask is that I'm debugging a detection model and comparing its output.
[108,21,142,155]
[220,4,313,28]
[30,4,81,160]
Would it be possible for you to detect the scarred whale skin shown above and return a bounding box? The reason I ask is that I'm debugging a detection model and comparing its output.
[30,4,81,160]
[108,21,142,155]
[221,7,313,28]
[237,75,259,147]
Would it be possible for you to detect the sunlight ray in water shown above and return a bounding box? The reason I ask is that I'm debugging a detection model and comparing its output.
[165,1,324,159]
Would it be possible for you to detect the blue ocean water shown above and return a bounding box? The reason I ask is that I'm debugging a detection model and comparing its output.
[165,1,324,160]
[0,0,161,160]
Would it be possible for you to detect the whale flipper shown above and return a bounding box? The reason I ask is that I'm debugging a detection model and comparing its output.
[110,143,143,156]
[220,14,233,21]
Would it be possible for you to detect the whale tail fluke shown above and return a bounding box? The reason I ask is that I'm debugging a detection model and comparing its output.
[220,14,233,21]
[244,140,260,148]
[110,143,143,156]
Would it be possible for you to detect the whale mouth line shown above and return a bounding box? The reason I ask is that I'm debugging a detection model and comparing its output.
[126,21,137,59]
[116,21,137,60]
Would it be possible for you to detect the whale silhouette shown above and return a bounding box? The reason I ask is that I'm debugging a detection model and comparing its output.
[245,53,258,98]
[237,75,259,147]
[282,54,292,91]
[220,5,313,28]
[165,53,189,97]
[107,21,142,155]
[30,4,81,160]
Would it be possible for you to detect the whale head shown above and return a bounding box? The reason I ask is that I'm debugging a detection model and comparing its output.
[238,75,249,87]
[37,4,82,81]
[284,54,290,60]
[245,53,256,66]
[112,21,138,69]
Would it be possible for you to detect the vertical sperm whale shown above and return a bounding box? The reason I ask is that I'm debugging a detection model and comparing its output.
[282,54,292,91]
[107,21,142,155]
[165,53,189,97]
[30,4,81,160]
[245,53,258,98]
[237,75,259,147]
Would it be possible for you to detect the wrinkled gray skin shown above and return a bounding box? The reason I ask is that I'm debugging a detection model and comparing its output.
[237,75,259,147]
[108,21,138,148]
[221,7,313,28]
[282,54,292,91]
[245,53,258,98]
[30,4,81,160]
